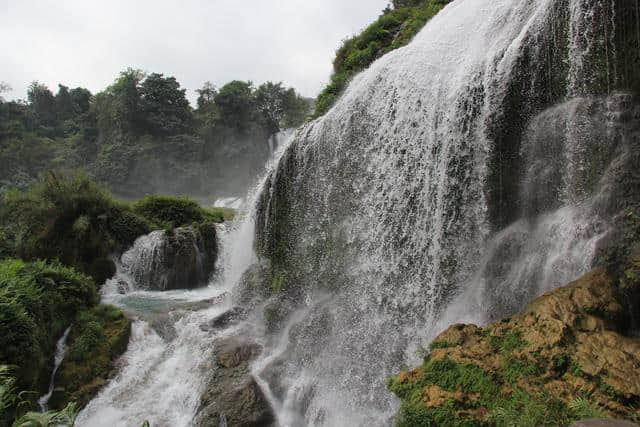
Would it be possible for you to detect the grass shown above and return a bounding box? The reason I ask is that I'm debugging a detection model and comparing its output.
[389,347,608,426]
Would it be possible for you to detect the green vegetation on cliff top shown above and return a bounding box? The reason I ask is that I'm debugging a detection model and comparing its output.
[314,0,450,117]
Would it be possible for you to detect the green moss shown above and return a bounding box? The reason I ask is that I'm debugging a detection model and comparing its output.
[389,355,604,426]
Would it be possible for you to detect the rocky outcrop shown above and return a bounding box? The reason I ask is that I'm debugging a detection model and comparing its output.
[121,223,217,291]
[389,261,640,426]
[195,338,274,427]
[49,305,131,410]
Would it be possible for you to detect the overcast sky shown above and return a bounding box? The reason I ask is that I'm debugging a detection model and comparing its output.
[0,0,388,105]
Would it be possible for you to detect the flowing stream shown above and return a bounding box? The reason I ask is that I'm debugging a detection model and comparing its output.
[38,327,71,412]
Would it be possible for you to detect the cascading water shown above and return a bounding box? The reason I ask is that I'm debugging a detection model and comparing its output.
[74,1,639,426]
[247,0,640,426]
[38,327,71,412]
[76,135,295,427]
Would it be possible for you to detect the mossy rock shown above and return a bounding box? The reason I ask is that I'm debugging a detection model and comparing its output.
[49,304,131,410]
[390,268,640,426]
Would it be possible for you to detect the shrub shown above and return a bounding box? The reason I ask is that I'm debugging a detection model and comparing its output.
[1,170,153,279]
[133,195,232,227]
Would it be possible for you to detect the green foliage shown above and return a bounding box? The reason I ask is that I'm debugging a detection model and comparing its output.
[389,355,605,426]
[501,357,539,384]
[314,0,447,117]
[568,397,605,419]
[489,390,572,427]
[0,259,97,395]
[489,331,526,355]
[1,170,153,276]
[213,81,257,130]
[140,73,192,135]
[132,195,231,228]
[12,402,79,427]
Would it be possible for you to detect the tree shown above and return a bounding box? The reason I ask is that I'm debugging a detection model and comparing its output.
[255,81,285,135]
[196,81,217,111]
[93,68,145,134]
[27,81,57,127]
[70,87,92,115]
[214,81,256,130]
[281,88,311,129]
[55,84,75,122]
[140,73,193,135]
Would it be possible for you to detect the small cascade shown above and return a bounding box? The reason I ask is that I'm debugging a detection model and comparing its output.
[115,225,217,292]
[38,326,71,412]
[77,133,295,427]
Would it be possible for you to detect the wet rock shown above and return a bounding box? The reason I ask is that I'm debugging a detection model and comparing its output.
[215,338,262,369]
[122,224,218,291]
[200,307,246,332]
[195,338,274,427]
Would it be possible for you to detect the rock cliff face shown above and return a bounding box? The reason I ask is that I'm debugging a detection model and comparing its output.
[389,254,640,426]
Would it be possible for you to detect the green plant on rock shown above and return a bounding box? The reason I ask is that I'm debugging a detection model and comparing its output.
[568,397,605,420]
[12,402,79,427]
[132,195,232,228]
[314,0,448,117]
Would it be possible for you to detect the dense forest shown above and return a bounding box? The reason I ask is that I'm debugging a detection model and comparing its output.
[0,72,311,199]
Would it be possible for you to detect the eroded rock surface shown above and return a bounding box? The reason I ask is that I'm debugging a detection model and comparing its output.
[195,337,274,427]
[389,263,640,426]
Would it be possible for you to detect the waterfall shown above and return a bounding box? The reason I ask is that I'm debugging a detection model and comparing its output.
[76,133,296,427]
[111,225,217,292]
[249,1,639,426]
[38,327,71,412]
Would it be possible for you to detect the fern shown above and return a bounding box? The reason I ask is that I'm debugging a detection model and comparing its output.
[569,397,605,419]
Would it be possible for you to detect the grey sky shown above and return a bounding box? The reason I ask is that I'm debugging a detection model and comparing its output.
[0,0,388,105]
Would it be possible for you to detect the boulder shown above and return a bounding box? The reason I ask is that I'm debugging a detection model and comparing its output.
[122,223,218,291]
[195,338,274,427]
[199,307,246,332]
